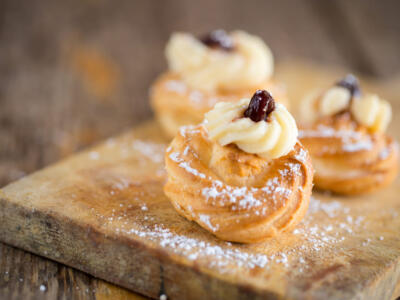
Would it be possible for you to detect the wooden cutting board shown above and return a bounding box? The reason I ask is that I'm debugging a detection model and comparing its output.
[1,62,400,300]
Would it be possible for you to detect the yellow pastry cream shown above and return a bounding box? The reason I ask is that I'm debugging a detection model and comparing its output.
[150,29,288,138]
[299,74,392,133]
[204,91,297,159]
[166,30,273,92]
[351,94,392,133]
[164,90,313,243]
[299,74,398,195]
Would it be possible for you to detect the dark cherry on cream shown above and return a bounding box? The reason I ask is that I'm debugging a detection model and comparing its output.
[336,74,361,98]
[201,29,234,51]
[244,90,275,122]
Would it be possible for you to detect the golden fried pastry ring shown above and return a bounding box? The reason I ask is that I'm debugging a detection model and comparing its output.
[150,72,288,139]
[299,112,399,195]
[164,125,313,243]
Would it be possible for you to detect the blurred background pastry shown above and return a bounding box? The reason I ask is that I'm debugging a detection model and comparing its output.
[151,30,288,138]
[164,90,313,243]
[299,75,399,195]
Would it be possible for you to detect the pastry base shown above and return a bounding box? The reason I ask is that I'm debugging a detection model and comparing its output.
[311,138,399,195]
[164,124,313,243]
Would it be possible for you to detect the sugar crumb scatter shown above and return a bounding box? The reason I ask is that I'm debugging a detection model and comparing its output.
[88,135,385,275]
[90,189,374,274]
[131,139,165,163]
[89,151,100,160]
[165,80,186,94]
[159,294,168,300]
[299,126,373,152]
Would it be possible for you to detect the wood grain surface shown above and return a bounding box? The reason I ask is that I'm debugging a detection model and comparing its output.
[0,0,400,299]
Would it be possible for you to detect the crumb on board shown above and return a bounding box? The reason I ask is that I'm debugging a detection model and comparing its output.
[84,138,386,275]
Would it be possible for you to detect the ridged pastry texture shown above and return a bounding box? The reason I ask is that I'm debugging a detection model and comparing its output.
[299,112,398,195]
[165,31,274,92]
[164,125,314,243]
[204,99,298,159]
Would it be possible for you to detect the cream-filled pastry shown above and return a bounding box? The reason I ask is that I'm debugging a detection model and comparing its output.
[164,90,313,243]
[151,30,288,138]
[299,74,398,195]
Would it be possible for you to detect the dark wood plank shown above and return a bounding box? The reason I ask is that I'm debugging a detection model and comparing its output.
[0,242,97,300]
[0,241,148,299]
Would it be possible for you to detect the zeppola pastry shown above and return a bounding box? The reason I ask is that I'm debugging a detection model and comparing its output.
[299,74,399,195]
[151,29,288,138]
[164,90,313,243]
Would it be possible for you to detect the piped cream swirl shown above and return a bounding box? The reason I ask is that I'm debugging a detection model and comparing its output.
[300,87,392,133]
[204,99,298,159]
[351,94,392,133]
[299,86,350,125]
[165,31,274,92]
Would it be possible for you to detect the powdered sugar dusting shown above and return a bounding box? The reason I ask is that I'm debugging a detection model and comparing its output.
[342,140,373,152]
[291,196,366,254]
[106,222,273,270]
[189,91,204,105]
[132,140,165,163]
[165,80,187,94]
[89,151,100,160]
[179,125,200,139]
[85,133,386,279]
[91,190,373,275]
[39,285,46,292]
[202,184,263,210]
[378,143,396,160]
[294,147,308,164]
[299,125,373,152]
[199,214,219,232]
[169,151,206,179]
[84,128,389,279]
[168,142,297,212]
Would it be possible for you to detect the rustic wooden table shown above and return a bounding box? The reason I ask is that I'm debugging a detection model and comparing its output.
[0,0,399,299]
